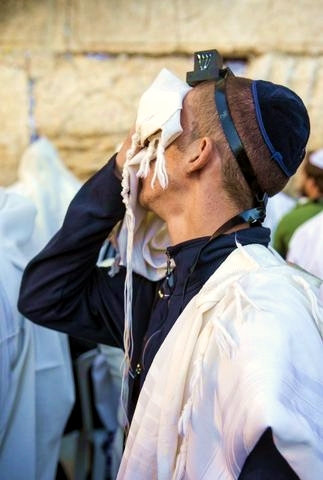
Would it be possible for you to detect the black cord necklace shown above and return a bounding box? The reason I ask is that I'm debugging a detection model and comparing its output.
[158,205,265,299]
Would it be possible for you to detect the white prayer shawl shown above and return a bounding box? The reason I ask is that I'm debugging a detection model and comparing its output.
[1,137,79,480]
[117,244,323,480]
[287,211,323,302]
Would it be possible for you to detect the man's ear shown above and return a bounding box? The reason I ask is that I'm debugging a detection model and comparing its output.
[187,137,213,173]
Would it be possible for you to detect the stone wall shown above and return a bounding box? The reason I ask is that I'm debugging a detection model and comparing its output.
[1,0,323,185]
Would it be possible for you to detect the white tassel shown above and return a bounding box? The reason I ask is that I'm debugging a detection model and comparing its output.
[136,141,155,179]
[119,131,141,426]
[153,140,168,189]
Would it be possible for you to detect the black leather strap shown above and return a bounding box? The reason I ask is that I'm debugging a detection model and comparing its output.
[215,75,267,214]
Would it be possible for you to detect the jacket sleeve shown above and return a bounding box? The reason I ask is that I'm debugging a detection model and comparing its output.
[18,155,130,346]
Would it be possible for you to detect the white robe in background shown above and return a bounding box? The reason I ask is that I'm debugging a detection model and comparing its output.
[1,137,81,480]
[263,191,295,244]
[287,210,323,301]
[0,190,37,480]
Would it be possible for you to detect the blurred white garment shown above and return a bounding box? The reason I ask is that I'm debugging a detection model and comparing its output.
[1,137,81,480]
[0,189,37,480]
[287,210,323,301]
[263,191,295,244]
[92,345,125,479]
[9,136,81,251]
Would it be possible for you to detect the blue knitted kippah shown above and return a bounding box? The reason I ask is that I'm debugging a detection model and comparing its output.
[251,80,310,177]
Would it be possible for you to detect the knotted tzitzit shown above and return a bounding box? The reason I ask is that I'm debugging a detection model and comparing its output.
[115,68,192,413]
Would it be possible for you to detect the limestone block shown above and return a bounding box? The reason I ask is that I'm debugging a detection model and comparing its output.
[2,0,323,57]
[27,52,58,80]
[33,55,192,180]
[70,0,323,56]
[178,0,323,56]
[0,0,67,52]
[245,53,323,151]
[0,64,29,186]
[70,0,178,53]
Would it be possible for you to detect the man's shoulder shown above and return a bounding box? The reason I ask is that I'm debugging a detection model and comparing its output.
[198,244,322,336]
[202,244,319,302]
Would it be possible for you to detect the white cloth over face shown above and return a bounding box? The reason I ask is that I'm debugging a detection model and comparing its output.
[117,244,323,480]
[116,68,192,281]
[0,137,80,480]
[287,210,323,301]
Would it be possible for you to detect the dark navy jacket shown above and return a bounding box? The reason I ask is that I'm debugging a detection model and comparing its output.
[18,156,299,479]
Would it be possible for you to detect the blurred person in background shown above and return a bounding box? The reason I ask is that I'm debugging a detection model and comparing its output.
[273,148,323,258]
[287,209,323,302]
[262,190,295,244]
[0,138,77,480]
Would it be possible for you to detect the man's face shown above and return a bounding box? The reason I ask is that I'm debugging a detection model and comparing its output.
[138,89,197,216]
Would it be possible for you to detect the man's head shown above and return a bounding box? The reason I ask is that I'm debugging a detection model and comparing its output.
[227,75,309,193]
[184,49,310,214]
[132,51,311,242]
[184,69,310,212]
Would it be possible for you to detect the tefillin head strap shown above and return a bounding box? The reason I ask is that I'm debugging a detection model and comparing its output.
[186,50,267,223]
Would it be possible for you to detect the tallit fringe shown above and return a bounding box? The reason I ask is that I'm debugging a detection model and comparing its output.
[153,141,168,189]
[136,136,158,181]
[120,131,140,425]
[120,130,169,427]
